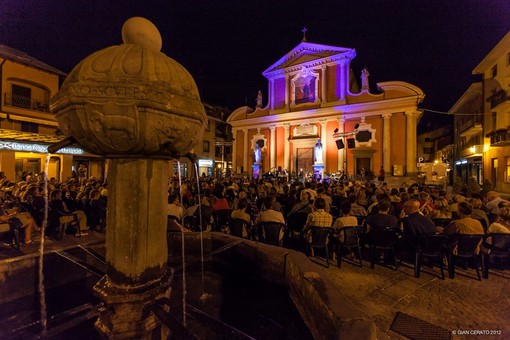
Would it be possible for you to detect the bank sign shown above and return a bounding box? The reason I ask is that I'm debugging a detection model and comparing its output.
[0,141,84,155]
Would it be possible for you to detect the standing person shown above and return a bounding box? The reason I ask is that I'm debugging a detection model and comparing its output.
[78,164,87,180]
[378,166,385,182]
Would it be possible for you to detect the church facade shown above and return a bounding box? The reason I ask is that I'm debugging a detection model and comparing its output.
[227,41,425,180]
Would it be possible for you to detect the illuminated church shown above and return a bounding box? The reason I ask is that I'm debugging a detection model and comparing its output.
[227,38,425,180]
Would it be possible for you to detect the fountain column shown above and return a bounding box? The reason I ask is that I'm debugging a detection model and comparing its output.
[50,17,207,339]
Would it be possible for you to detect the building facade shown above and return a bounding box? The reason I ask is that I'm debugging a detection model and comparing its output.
[473,31,510,193]
[227,41,424,181]
[451,83,484,185]
[0,44,105,182]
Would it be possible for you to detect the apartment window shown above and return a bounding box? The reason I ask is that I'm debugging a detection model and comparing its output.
[203,141,210,153]
[506,157,510,183]
[491,64,497,78]
[21,122,38,133]
[11,84,32,108]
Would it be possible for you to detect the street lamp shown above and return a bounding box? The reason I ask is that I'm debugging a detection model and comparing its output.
[214,139,233,176]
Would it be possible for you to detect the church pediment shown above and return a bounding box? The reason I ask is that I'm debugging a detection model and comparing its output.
[263,42,355,77]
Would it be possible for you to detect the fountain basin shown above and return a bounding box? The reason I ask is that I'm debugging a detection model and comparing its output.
[168,232,377,340]
[1,233,377,339]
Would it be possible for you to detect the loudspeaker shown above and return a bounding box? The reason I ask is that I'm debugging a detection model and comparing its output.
[347,138,356,148]
[335,139,345,149]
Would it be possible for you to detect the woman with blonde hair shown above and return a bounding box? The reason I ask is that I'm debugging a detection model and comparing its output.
[428,197,452,219]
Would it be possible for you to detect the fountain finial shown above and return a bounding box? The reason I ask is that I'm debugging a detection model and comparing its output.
[121,17,162,52]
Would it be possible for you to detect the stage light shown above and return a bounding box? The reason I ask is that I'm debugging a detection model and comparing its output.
[354,123,359,129]
[334,128,339,133]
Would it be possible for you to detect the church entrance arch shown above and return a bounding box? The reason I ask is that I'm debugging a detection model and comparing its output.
[296,148,313,174]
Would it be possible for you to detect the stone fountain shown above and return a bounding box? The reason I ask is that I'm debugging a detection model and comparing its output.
[50,17,207,338]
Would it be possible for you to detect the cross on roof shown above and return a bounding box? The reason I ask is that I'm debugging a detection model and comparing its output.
[301,27,307,42]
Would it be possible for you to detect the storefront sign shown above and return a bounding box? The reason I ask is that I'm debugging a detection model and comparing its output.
[198,159,213,167]
[0,141,84,155]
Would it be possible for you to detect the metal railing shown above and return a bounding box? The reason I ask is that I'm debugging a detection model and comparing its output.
[458,116,482,135]
[3,93,50,112]
[488,90,509,109]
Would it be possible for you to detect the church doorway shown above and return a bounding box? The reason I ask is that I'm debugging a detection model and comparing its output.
[356,157,371,179]
[296,148,313,174]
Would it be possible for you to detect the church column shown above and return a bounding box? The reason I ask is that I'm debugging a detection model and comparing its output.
[338,60,347,101]
[321,65,327,103]
[283,123,290,171]
[243,128,249,172]
[269,78,275,110]
[269,124,276,169]
[319,119,327,169]
[405,111,418,176]
[337,117,345,171]
[232,128,238,172]
[382,113,392,175]
[285,74,290,107]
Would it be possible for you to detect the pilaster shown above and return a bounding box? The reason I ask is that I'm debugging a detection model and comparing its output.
[269,124,276,169]
[283,123,290,171]
[382,113,392,174]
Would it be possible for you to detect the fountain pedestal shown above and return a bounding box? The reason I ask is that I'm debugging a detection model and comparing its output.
[50,17,207,339]
[252,164,261,179]
[93,158,170,338]
[94,270,173,339]
[313,164,324,181]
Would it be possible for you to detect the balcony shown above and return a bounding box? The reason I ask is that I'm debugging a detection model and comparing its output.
[487,89,509,110]
[486,128,510,147]
[459,144,483,157]
[458,117,483,138]
[3,93,50,112]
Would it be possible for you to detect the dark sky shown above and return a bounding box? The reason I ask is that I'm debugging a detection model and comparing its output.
[1,0,509,131]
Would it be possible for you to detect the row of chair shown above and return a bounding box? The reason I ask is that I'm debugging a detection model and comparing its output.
[0,220,22,249]
[263,223,509,281]
[168,209,509,280]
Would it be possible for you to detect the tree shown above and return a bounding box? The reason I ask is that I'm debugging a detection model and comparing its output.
[452,177,463,194]
[467,177,481,197]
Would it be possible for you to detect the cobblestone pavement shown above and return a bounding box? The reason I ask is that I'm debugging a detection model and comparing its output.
[315,255,510,340]
[2,233,508,339]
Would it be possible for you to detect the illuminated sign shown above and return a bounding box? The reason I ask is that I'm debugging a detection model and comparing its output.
[198,159,213,167]
[0,141,84,155]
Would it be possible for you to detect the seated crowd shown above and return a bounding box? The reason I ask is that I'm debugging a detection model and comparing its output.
[3,167,510,272]
[166,175,510,272]
[0,172,107,246]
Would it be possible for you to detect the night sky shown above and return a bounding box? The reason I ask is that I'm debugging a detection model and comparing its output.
[1,0,509,131]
